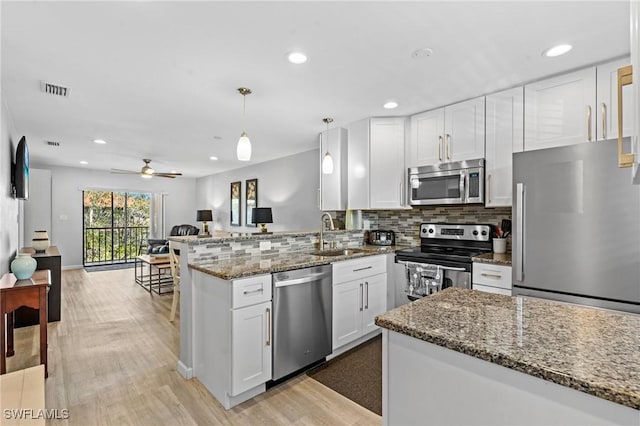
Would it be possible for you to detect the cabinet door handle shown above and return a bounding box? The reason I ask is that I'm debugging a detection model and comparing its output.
[446,134,451,160]
[601,102,607,140]
[243,288,264,295]
[359,283,363,311]
[364,281,369,309]
[481,272,502,279]
[487,174,492,204]
[353,266,372,272]
[266,307,271,346]
[587,105,592,142]
[438,136,443,161]
[399,182,403,206]
[617,65,634,167]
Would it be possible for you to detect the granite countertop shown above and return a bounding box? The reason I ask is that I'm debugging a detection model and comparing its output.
[189,245,400,280]
[375,288,640,410]
[472,252,512,266]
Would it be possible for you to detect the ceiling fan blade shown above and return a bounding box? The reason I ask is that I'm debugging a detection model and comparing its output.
[110,169,139,174]
[153,173,180,178]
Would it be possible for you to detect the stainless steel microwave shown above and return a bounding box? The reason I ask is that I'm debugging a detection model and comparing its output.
[408,159,484,206]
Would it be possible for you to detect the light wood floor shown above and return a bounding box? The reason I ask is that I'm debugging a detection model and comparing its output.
[6,268,381,426]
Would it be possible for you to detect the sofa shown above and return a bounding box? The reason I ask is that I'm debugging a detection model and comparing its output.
[146,224,200,254]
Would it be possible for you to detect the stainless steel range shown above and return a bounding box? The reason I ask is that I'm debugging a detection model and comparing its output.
[395,223,493,300]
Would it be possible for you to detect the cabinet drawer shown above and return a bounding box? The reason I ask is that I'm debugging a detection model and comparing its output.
[473,284,512,296]
[472,263,512,290]
[332,255,386,284]
[232,274,272,309]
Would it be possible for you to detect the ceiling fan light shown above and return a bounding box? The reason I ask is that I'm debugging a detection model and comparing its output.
[322,152,334,174]
[237,132,252,161]
[141,173,152,179]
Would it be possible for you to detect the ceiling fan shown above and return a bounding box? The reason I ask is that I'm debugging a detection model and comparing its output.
[110,159,182,179]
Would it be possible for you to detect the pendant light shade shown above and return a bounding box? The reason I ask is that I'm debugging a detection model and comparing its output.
[322,152,334,174]
[322,117,334,175]
[237,131,251,161]
[237,88,252,161]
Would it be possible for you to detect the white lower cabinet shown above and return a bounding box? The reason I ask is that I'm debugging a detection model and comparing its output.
[231,300,272,396]
[472,262,512,296]
[192,271,272,409]
[332,255,387,350]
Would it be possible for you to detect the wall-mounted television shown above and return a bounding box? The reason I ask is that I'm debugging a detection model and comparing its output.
[12,136,29,200]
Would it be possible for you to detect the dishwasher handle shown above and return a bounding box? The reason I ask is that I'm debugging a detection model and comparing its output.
[274,272,331,288]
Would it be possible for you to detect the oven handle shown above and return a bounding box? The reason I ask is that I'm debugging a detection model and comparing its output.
[396,260,467,272]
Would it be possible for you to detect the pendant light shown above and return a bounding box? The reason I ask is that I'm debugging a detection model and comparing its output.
[237,87,252,161]
[322,118,334,174]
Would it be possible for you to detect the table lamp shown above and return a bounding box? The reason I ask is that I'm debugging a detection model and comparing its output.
[253,207,273,233]
[196,209,213,236]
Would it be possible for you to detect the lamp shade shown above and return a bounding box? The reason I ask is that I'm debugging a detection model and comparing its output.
[252,207,273,224]
[196,209,213,222]
[237,132,252,161]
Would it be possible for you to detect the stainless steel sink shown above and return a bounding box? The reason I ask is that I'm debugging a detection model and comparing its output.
[310,248,368,257]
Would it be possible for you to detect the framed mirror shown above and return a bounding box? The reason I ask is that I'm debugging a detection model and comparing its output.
[245,178,258,227]
[230,181,241,227]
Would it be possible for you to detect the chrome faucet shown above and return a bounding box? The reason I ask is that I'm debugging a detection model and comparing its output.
[319,212,335,250]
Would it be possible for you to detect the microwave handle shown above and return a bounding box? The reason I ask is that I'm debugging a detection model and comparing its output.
[460,171,467,202]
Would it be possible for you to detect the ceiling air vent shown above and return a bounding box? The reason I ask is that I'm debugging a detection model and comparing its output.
[40,81,71,97]
[46,140,61,147]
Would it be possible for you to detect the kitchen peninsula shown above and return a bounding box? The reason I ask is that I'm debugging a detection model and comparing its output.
[171,230,398,409]
[375,288,640,425]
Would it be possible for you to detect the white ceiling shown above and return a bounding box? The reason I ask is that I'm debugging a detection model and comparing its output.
[1,1,631,178]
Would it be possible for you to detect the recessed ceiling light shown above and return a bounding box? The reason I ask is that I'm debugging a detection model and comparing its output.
[411,47,433,59]
[287,51,308,64]
[93,139,107,144]
[80,160,88,165]
[383,101,399,109]
[209,156,218,161]
[543,44,572,57]
[213,136,222,140]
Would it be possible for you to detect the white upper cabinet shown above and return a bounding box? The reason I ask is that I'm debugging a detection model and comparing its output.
[347,117,406,210]
[485,87,524,207]
[596,58,633,141]
[319,127,348,211]
[444,97,486,162]
[524,67,597,151]
[370,117,406,209]
[409,109,444,166]
[408,97,485,167]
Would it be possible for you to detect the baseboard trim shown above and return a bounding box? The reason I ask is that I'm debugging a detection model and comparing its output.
[177,360,193,379]
[62,265,84,270]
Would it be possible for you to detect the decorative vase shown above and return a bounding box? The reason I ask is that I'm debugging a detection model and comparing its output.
[32,230,50,253]
[11,252,37,280]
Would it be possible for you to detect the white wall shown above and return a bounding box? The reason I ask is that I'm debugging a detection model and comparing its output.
[37,166,197,268]
[0,99,21,274]
[196,149,320,233]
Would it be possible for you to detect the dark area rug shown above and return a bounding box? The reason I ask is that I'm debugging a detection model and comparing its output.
[307,335,382,416]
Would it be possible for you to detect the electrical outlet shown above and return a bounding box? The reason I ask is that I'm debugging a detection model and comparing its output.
[260,241,271,251]
[59,214,68,221]
[363,220,371,230]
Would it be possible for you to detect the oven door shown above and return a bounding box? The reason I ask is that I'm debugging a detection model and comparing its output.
[409,169,465,205]
[398,260,471,299]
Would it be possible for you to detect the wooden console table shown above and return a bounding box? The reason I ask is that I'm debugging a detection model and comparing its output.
[1,270,50,377]
[15,246,61,327]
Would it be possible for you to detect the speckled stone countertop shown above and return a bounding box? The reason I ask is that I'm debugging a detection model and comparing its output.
[375,288,640,410]
[189,245,399,280]
[472,252,512,266]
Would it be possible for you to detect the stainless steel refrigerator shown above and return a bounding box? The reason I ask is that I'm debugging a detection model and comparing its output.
[513,139,640,313]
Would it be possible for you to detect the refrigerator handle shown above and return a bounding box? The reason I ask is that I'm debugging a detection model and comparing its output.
[515,183,525,282]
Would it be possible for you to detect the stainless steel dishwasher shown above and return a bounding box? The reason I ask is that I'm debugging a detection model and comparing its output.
[272,264,332,380]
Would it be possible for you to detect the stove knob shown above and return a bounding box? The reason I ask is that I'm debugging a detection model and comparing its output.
[428,228,434,234]
[472,230,478,236]
[481,230,487,236]
[422,228,427,234]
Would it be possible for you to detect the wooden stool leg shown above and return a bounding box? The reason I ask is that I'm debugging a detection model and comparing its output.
[6,311,14,357]
[39,288,48,378]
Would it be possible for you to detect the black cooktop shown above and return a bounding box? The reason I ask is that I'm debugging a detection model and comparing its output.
[395,245,490,264]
